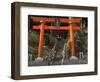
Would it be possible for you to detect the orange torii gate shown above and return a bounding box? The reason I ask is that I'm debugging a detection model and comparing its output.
[31,17,81,58]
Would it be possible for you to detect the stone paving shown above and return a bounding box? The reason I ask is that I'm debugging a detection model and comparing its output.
[28,56,87,66]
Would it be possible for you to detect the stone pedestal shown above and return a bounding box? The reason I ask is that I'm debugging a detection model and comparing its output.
[70,56,79,64]
[28,57,48,66]
[35,57,43,61]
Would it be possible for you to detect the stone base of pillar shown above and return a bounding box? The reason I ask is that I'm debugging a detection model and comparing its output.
[70,56,78,60]
[35,57,43,61]
[69,56,79,64]
[28,57,48,66]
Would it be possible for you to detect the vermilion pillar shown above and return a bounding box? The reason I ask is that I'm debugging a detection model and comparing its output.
[69,20,75,56]
[38,21,45,57]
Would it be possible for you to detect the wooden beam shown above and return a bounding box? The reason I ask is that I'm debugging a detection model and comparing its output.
[31,17,55,23]
[32,26,80,30]
[31,17,81,23]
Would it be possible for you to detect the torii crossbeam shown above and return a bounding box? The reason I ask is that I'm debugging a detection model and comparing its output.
[31,17,81,58]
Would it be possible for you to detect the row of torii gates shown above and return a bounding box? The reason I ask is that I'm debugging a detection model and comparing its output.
[31,16,81,59]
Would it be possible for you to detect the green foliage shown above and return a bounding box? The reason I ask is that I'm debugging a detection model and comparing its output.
[75,18,88,55]
[28,30,39,60]
[28,30,39,47]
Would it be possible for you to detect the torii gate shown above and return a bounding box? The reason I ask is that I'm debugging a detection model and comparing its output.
[31,17,81,58]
